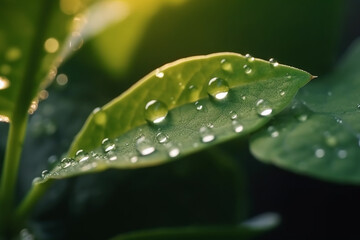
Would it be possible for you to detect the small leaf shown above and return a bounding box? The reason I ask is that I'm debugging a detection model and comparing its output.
[35,53,311,182]
[0,0,129,121]
[250,39,360,184]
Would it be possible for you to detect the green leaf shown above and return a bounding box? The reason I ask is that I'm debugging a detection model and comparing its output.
[250,39,360,184]
[110,212,280,240]
[0,0,128,122]
[36,53,311,182]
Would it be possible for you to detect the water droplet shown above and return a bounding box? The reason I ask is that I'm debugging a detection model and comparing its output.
[256,99,273,117]
[269,58,279,67]
[107,151,118,161]
[229,110,238,120]
[357,104,360,110]
[156,132,169,144]
[102,138,116,153]
[220,59,233,72]
[5,47,21,61]
[75,149,89,162]
[207,123,214,128]
[297,114,308,122]
[243,64,252,74]
[56,74,68,86]
[155,69,164,78]
[337,149,347,159]
[130,155,138,163]
[61,158,72,168]
[280,90,285,96]
[144,100,168,124]
[136,136,155,156]
[168,147,180,158]
[69,32,83,51]
[28,100,39,115]
[335,117,343,124]
[232,120,244,133]
[199,126,215,143]
[0,115,10,123]
[207,77,229,100]
[41,170,49,178]
[267,126,279,138]
[241,96,246,101]
[32,177,42,185]
[245,54,254,62]
[0,76,10,90]
[195,101,206,111]
[314,148,325,158]
[44,38,59,53]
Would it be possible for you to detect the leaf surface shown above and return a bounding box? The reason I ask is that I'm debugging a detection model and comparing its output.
[250,39,360,184]
[36,53,311,182]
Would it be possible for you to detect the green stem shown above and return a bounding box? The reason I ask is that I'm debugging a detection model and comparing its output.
[0,115,28,234]
[13,180,53,231]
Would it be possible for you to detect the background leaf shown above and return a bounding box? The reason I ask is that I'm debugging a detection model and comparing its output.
[0,0,128,121]
[250,39,360,184]
[36,53,311,181]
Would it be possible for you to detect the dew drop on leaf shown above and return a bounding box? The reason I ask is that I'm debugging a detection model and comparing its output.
[168,147,180,158]
[41,170,49,178]
[130,155,138,163]
[256,99,273,117]
[229,110,238,120]
[136,136,155,156]
[243,64,252,74]
[232,120,244,133]
[297,114,308,122]
[220,59,233,72]
[56,73,68,86]
[269,58,279,67]
[207,77,229,100]
[155,69,164,78]
[75,149,89,162]
[0,76,10,90]
[245,53,254,62]
[267,126,279,138]
[156,132,169,144]
[102,138,116,153]
[195,101,206,111]
[144,100,168,124]
[28,100,39,115]
[107,151,118,161]
[61,158,72,168]
[199,126,215,143]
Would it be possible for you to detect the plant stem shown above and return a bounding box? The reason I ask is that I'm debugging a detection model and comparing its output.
[0,115,28,234]
[13,180,53,231]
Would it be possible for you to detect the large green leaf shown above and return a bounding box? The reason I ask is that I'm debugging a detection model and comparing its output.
[0,0,128,122]
[250,39,360,184]
[110,212,280,240]
[35,53,311,182]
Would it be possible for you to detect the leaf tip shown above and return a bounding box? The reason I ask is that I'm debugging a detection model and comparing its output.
[310,75,318,80]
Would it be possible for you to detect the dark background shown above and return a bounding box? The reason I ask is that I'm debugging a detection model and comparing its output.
[1,0,360,239]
